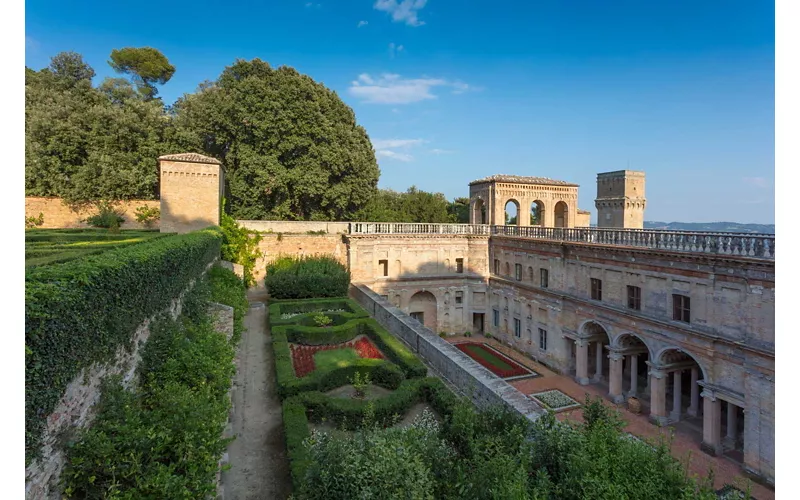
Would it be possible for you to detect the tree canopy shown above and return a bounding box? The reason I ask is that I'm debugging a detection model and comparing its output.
[109,47,176,99]
[355,186,456,223]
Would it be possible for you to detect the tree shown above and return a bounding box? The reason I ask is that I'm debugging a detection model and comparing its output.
[47,51,95,87]
[354,187,455,223]
[171,58,379,220]
[448,197,470,223]
[109,47,175,99]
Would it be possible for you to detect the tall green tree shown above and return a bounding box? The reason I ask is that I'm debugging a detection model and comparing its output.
[171,58,380,220]
[355,186,455,223]
[109,47,176,99]
[447,197,471,223]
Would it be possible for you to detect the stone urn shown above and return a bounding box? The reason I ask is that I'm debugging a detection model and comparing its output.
[627,396,641,414]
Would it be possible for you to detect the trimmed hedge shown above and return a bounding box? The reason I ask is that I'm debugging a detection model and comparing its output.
[208,265,249,344]
[268,298,368,327]
[265,255,349,299]
[25,227,223,463]
[283,397,312,491]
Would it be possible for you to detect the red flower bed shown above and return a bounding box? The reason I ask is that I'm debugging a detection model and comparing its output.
[455,343,530,378]
[290,336,384,377]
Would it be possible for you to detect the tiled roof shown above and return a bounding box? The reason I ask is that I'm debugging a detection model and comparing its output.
[469,174,578,187]
[158,153,221,165]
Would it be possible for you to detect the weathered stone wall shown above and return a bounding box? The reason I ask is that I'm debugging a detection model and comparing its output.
[350,284,545,422]
[237,220,350,234]
[253,234,348,285]
[575,210,591,227]
[25,197,160,230]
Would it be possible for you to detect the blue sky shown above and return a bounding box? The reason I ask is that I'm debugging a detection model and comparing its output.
[25,0,775,224]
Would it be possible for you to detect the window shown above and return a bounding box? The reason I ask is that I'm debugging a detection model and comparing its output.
[492,309,500,327]
[515,263,522,281]
[540,268,549,288]
[514,318,521,338]
[538,328,547,351]
[456,258,464,273]
[528,267,534,281]
[627,285,641,311]
[410,312,424,323]
[494,259,500,274]
[455,291,463,305]
[379,259,388,277]
[673,294,690,323]
[591,278,602,301]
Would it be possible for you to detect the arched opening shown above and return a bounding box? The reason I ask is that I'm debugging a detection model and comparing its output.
[473,198,487,224]
[573,321,612,386]
[530,200,545,226]
[554,201,569,228]
[408,291,438,331]
[504,199,520,226]
[615,334,652,403]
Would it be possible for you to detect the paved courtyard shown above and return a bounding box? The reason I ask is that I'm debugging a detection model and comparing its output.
[447,335,774,500]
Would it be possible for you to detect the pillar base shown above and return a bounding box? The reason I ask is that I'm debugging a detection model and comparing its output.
[649,414,671,427]
[686,407,698,418]
[742,465,775,490]
[577,377,590,386]
[610,393,625,404]
[669,411,682,422]
[700,441,722,457]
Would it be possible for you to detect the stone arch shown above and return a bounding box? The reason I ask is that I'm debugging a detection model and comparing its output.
[612,332,656,358]
[472,197,487,224]
[530,199,545,226]
[554,201,569,228]
[409,290,438,331]
[504,199,521,226]
[578,319,613,340]
[654,346,710,382]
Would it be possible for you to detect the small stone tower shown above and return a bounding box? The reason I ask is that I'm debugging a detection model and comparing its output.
[158,153,224,234]
[594,170,646,229]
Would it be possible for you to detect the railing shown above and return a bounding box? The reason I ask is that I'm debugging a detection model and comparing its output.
[492,225,775,260]
[349,223,491,235]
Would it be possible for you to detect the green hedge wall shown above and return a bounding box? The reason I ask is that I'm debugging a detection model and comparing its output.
[25,227,223,463]
[264,255,349,299]
[208,265,249,345]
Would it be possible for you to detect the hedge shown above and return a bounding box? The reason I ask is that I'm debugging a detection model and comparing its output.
[25,227,223,463]
[268,298,368,326]
[208,265,249,344]
[265,255,349,299]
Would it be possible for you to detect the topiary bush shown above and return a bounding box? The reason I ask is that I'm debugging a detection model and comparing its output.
[265,255,349,299]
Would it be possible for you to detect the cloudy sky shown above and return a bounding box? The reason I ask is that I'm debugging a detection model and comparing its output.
[25,0,775,223]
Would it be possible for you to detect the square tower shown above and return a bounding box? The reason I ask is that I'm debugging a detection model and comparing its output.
[594,170,646,229]
[158,153,224,234]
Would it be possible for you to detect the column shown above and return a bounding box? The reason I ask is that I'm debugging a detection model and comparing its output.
[725,402,739,447]
[648,369,668,426]
[670,370,683,422]
[687,367,700,417]
[575,339,589,385]
[628,354,639,397]
[594,342,603,382]
[608,351,624,404]
[701,390,722,456]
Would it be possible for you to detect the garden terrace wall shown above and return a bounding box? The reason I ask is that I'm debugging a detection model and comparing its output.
[25,197,160,230]
[350,284,545,422]
[251,234,348,285]
[238,220,350,234]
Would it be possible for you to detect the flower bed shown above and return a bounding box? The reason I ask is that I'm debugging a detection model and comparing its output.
[280,308,345,320]
[291,336,384,377]
[454,342,533,378]
[530,389,581,411]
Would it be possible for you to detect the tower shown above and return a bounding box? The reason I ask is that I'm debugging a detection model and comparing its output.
[594,170,646,229]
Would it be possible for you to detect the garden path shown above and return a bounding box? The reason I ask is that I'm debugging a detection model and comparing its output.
[220,289,292,500]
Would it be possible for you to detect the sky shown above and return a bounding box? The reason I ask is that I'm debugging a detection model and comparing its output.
[24,0,775,224]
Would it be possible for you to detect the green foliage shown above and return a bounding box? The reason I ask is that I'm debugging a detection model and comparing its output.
[350,371,371,399]
[25,227,222,462]
[220,204,262,287]
[25,212,44,229]
[208,265,249,345]
[109,47,176,100]
[25,229,164,268]
[447,197,471,223]
[268,298,367,326]
[312,312,333,327]
[62,308,235,499]
[134,205,160,228]
[170,58,379,221]
[265,255,350,299]
[354,186,457,223]
[84,201,126,229]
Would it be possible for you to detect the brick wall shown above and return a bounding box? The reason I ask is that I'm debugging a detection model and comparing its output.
[253,234,348,285]
[238,220,350,234]
[25,197,160,230]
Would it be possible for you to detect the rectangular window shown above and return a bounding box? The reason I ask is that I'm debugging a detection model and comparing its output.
[515,263,522,281]
[492,309,500,327]
[627,285,641,311]
[540,268,549,288]
[591,278,602,301]
[494,259,500,274]
[538,328,547,351]
[513,318,521,338]
[673,294,691,323]
[456,258,464,273]
[455,291,463,305]
[379,259,388,277]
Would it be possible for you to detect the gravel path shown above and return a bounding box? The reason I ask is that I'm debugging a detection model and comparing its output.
[220,292,291,500]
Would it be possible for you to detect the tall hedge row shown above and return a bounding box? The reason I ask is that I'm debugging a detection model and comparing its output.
[25,227,223,462]
[265,255,349,299]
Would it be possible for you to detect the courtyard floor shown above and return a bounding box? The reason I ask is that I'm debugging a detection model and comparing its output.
[447,335,774,500]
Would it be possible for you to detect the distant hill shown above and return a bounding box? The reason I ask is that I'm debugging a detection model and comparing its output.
[642,221,775,234]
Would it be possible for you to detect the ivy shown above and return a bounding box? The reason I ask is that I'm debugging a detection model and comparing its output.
[220,201,262,288]
[25,227,222,464]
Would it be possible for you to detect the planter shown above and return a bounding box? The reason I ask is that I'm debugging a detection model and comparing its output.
[627,396,641,414]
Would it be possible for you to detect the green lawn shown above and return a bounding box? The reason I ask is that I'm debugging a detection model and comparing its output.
[25,229,165,268]
[314,348,361,372]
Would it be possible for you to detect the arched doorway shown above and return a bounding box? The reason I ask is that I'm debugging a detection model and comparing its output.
[530,200,545,226]
[408,291,438,331]
[571,321,611,386]
[554,201,569,228]
[473,198,487,224]
[504,200,520,226]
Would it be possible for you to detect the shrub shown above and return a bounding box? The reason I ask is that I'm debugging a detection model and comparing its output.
[208,265,249,345]
[25,212,44,229]
[265,255,349,299]
[312,312,332,327]
[268,298,367,326]
[220,200,263,288]
[134,204,161,228]
[25,227,222,462]
[84,201,126,229]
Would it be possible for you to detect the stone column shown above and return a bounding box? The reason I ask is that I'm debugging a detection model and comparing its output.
[608,351,624,404]
[670,370,683,422]
[575,339,590,385]
[594,342,603,382]
[701,390,722,456]
[726,402,739,446]
[648,369,668,426]
[687,367,700,417]
[628,354,639,397]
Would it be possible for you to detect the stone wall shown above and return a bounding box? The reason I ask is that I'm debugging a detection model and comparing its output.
[253,234,348,285]
[350,284,545,422]
[25,197,160,230]
[158,154,223,234]
[238,220,350,234]
[575,210,591,227]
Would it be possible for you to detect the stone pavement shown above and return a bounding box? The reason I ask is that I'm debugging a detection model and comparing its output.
[446,335,774,500]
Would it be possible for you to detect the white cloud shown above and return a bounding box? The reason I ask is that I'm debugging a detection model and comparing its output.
[349,73,471,104]
[373,138,425,149]
[374,0,427,27]
[388,42,405,58]
[743,176,770,188]
[376,150,414,162]
[430,148,455,154]
[357,20,368,27]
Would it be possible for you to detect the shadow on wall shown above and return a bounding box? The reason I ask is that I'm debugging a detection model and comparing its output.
[159,198,220,234]
[251,233,349,287]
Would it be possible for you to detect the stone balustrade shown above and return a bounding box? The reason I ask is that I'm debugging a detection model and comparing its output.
[349,222,492,235]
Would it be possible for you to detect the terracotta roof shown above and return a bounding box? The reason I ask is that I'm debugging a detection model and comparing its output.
[158,153,221,165]
[577,209,592,214]
[469,174,578,187]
